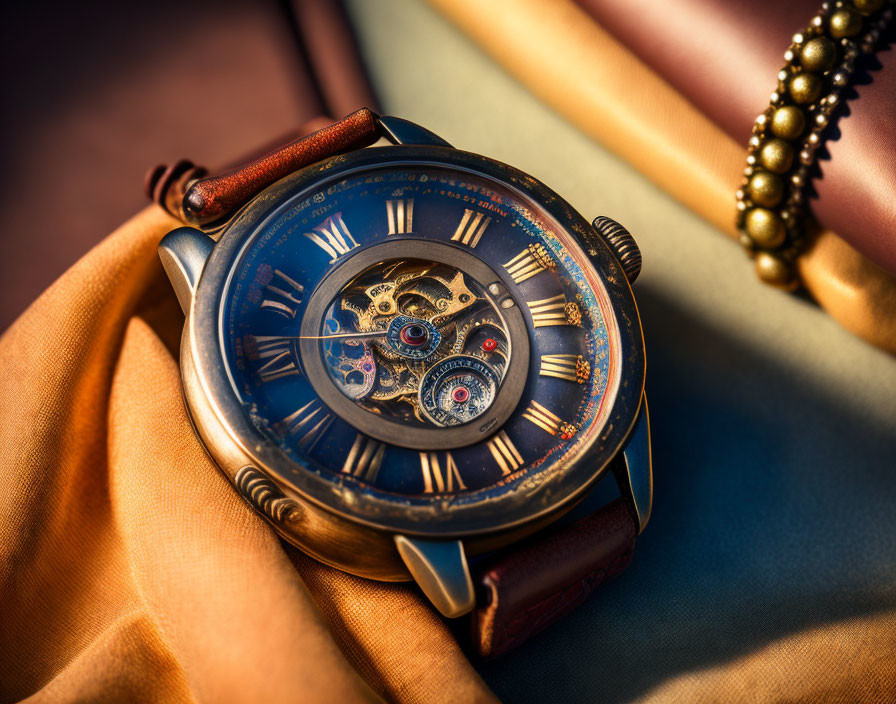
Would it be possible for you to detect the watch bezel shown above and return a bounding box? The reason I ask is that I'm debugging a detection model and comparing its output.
[190,145,645,537]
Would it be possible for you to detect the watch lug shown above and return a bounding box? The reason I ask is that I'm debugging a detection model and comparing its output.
[377,115,453,148]
[590,216,642,284]
[614,393,652,534]
[158,227,215,314]
[394,535,474,618]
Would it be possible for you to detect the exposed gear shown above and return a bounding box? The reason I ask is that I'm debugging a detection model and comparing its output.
[320,259,509,427]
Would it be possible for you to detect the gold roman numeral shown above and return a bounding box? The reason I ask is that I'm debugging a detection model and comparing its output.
[539,354,590,383]
[281,399,333,451]
[521,400,578,440]
[304,213,359,261]
[451,208,491,248]
[527,294,581,327]
[503,243,555,284]
[521,400,563,435]
[486,431,524,475]
[260,268,304,319]
[250,336,301,383]
[386,199,414,234]
[527,294,567,327]
[419,451,467,493]
[342,434,386,482]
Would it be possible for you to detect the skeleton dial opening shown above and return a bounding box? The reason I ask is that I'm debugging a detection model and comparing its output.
[319,259,508,429]
[223,164,615,498]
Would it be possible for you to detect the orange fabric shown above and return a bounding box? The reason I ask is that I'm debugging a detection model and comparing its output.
[0,207,498,704]
[427,0,896,355]
[636,612,896,703]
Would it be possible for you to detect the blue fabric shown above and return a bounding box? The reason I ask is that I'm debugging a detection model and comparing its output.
[477,289,896,702]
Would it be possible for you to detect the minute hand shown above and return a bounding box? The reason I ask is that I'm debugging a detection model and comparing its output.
[275,330,388,341]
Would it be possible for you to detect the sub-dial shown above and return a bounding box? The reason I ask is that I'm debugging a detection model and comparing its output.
[321,318,377,400]
[385,316,442,359]
[418,355,499,427]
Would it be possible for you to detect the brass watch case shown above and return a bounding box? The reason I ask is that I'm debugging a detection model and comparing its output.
[180,145,645,581]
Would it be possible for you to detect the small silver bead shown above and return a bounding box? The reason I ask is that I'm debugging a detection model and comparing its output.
[736,189,745,200]
[749,136,761,147]
[808,132,821,145]
[771,91,781,103]
[800,149,813,164]
[778,69,789,81]
[793,33,805,44]
[792,174,804,187]
[736,200,747,212]
[811,15,823,27]
[747,156,757,166]
[784,49,795,61]
[756,114,768,126]
[832,71,849,86]
[816,114,829,127]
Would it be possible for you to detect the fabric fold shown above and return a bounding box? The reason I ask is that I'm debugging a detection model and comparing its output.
[0,207,497,703]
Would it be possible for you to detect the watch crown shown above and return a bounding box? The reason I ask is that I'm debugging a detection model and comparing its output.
[591,216,642,283]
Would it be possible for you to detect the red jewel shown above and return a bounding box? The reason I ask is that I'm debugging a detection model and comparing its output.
[482,338,497,352]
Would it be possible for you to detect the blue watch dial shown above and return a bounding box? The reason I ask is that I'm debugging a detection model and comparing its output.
[221,162,616,498]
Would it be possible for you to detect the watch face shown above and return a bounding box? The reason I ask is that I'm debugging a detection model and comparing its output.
[200,147,642,534]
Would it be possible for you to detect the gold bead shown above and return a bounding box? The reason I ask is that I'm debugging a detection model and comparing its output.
[748,171,784,207]
[790,73,822,104]
[800,37,837,72]
[770,106,806,139]
[755,252,794,286]
[830,8,862,37]
[745,208,786,248]
[854,0,884,14]
[759,139,795,174]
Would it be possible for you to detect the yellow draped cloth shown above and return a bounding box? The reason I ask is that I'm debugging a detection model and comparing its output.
[0,208,497,704]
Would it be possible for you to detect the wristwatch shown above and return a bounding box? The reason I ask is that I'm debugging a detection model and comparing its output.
[148,108,651,658]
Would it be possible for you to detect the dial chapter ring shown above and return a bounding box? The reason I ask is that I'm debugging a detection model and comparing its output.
[299,239,530,450]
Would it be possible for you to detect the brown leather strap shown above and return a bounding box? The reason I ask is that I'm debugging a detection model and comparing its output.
[471,497,637,658]
[146,107,382,228]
